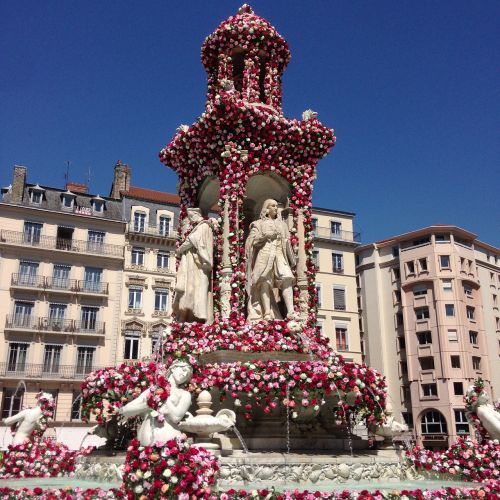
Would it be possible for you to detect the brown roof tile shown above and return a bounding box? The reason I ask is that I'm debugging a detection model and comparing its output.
[123,186,180,205]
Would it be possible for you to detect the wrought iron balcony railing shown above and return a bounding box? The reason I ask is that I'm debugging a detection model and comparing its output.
[0,362,97,380]
[0,230,123,258]
[313,227,361,243]
[11,274,108,295]
[126,223,177,239]
[5,315,105,335]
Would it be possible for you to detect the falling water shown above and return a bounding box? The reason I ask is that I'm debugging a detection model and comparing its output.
[232,425,248,454]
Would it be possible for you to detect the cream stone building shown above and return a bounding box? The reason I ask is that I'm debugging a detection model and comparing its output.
[0,166,125,427]
[356,226,499,448]
[312,209,362,363]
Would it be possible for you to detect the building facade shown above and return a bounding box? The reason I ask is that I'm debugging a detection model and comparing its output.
[0,166,125,425]
[356,226,499,448]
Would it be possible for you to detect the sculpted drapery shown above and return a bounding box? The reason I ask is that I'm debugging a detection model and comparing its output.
[173,208,214,323]
[246,199,296,321]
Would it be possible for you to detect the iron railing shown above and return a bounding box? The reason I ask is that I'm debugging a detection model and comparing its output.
[0,362,97,380]
[5,315,105,335]
[0,230,123,258]
[126,223,177,239]
[11,274,108,295]
[313,227,361,243]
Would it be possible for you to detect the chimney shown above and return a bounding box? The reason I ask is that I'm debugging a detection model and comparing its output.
[12,165,27,203]
[110,160,131,199]
[66,182,88,194]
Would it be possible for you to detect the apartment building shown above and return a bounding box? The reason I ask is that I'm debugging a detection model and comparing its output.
[0,166,125,424]
[312,209,362,363]
[356,226,499,448]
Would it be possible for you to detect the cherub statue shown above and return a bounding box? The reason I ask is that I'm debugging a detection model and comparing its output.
[120,360,193,446]
[4,392,54,445]
[466,384,500,439]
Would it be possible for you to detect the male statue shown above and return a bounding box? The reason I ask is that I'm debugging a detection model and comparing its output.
[246,198,296,321]
[172,208,215,323]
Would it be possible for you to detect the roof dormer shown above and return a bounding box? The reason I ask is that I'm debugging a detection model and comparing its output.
[29,184,45,205]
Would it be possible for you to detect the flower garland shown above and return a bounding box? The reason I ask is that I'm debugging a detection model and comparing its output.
[0,439,92,479]
[406,437,500,483]
[122,437,219,498]
[463,377,496,441]
[28,392,56,440]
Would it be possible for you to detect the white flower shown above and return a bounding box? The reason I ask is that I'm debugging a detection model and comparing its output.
[234,399,241,407]
[171,476,178,484]
[134,486,143,494]
[163,468,172,478]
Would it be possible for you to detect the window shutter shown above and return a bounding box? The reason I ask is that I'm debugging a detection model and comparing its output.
[333,287,346,310]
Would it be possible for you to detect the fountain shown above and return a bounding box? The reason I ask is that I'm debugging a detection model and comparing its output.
[1,5,498,498]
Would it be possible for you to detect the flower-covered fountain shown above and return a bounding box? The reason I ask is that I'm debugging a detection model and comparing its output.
[1,5,499,499]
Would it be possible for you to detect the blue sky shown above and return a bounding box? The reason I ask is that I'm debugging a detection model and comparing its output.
[1,1,499,246]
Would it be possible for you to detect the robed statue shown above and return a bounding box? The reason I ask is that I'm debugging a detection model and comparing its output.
[246,199,296,321]
[173,208,215,323]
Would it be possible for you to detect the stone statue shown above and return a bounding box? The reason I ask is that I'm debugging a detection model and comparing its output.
[245,199,296,321]
[120,360,193,447]
[172,208,215,323]
[466,384,500,439]
[4,392,54,445]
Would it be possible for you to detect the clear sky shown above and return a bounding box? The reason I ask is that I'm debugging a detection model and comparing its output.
[1,1,499,246]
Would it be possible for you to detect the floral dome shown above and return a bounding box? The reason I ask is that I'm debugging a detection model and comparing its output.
[201,4,291,75]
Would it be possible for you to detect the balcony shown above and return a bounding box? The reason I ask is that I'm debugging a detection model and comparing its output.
[0,230,123,258]
[11,274,108,295]
[0,362,97,380]
[126,223,177,242]
[5,315,105,336]
[313,227,361,244]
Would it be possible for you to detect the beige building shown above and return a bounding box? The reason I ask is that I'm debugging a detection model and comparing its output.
[0,166,125,425]
[356,225,499,448]
[312,208,362,363]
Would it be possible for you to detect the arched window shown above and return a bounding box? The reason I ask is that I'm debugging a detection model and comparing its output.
[421,410,447,435]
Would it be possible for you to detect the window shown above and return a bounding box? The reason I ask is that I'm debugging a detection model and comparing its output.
[23,221,42,244]
[71,391,82,420]
[493,294,498,307]
[30,190,42,204]
[83,267,102,292]
[151,334,161,355]
[466,306,475,320]
[332,253,343,273]
[406,261,415,275]
[450,355,461,369]
[134,212,146,232]
[396,312,404,326]
[398,337,406,349]
[128,287,143,310]
[43,345,62,373]
[80,306,98,331]
[443,279,453,291]
[311,218,318,236]
[393,267,401,280]
[445,304,455,317]
[419,258,428,271]
[435,234,447,243]
[18,261,39,285]
[48,303,66,329]
[92,199,104,213]
[400,361,408,376]
[421,410,447,434]
[392,246,399,257]
[402,412,413,427]
[7,342,28,372]
[419,356,435,370]
[335,326,348,351]
[131,247,145,266]
[415,307,430,320]
[159,215,171,236]
[472,356,481,370]
[316,321,323,335]
[52,264,70,289]
[417,331,432,345]
[454,410,469,435]
[440,255,450,269]
[422,383,438,397]
[333,286,346,311]
[469,331,478,345]
[2,388,25,419]
[312,250,319,268]
[448,329,458,341]
[13,301,34,327]
[62,194,74,208]
[394,290,401,303]
[76,346,95,374]
[56,226,74,250]
[463,284,473,297]
[124,333,140,360]
[87,230,104,252]
[155,289,168,311]
[315,284,322,307]
[454,382,464,396]
[330,221,342,237]
[157,252,170,270]
[413,285,427,296]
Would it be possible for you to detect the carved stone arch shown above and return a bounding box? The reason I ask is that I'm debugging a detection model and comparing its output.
[198,176,220,215]
[150,320,168,336]
[122,319,146,336]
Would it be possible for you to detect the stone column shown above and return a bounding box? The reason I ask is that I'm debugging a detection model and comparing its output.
[296,208,309,321]
[219,198,233,319]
